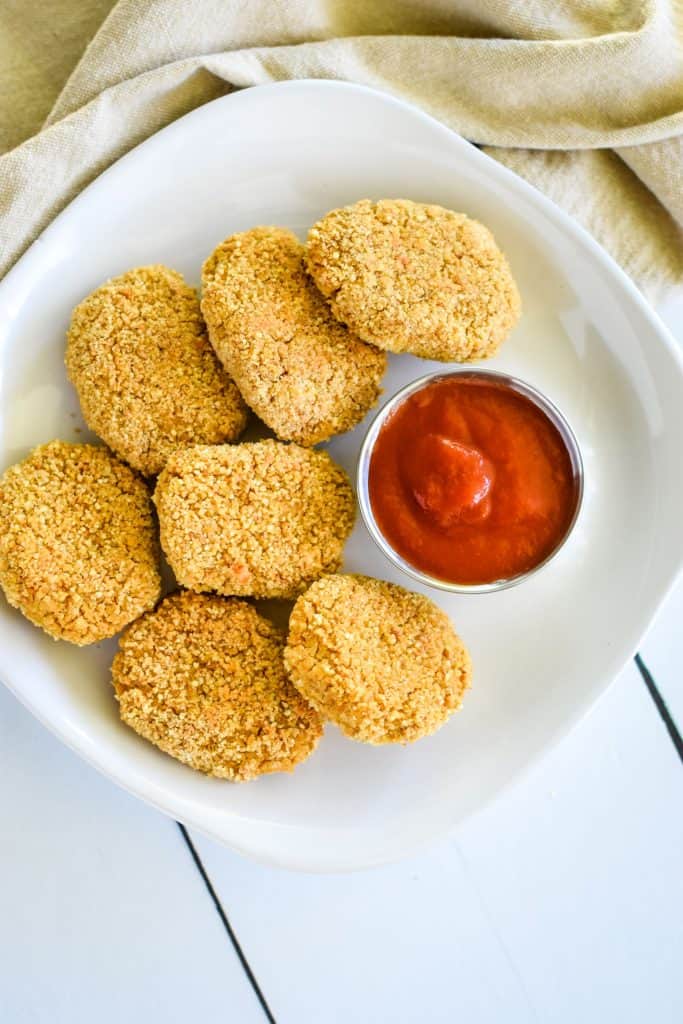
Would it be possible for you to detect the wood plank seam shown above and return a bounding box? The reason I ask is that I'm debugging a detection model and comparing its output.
[176,823,278,1023]
[634,654,683,763]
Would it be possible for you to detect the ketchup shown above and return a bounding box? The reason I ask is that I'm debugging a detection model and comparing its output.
[368,376,578,585]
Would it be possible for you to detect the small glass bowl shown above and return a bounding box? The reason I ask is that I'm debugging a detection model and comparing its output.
[356,368,584,594]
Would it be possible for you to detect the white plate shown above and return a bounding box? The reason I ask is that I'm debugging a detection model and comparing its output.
[1,82,682,871]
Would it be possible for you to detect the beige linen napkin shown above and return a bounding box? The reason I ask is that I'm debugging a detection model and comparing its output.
[1,0,682,299]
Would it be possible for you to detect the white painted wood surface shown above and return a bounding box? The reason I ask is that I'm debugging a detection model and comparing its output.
[192,662,683,1024]
[1,300,681,1022]
[0,684,264,1024]
[2,654,680,1024]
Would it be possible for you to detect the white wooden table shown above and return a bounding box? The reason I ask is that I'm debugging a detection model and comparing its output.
[1,299,681,1024]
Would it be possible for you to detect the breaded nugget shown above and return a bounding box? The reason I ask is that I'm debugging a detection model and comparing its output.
[66,265,248,476]
[284,574,471,744]
[201,228,386,445]
[113,591,322,780]
[306,199,521,362]
[154,440,355,599]
[0,442,160,645]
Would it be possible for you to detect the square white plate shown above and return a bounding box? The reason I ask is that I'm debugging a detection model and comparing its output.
[1,81,682,870]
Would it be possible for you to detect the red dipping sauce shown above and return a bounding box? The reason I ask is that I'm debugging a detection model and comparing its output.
[368,375,580,586]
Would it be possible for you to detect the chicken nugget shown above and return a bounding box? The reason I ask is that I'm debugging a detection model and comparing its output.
[113,591,322,780]
[66,265,248,476]
[0,441,160,644]
[201,228,386,445]
[154,440,355,599]
[306,199,520,362]
[284,574,471,744]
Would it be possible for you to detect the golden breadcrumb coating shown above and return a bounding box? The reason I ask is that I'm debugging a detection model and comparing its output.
[113,591,322,781]
[66,265,248,476]
[306,199,521,362]
[201,227,386,445]
[0,442,161,645]
[284,574,471,744]
[154,440,355,599]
